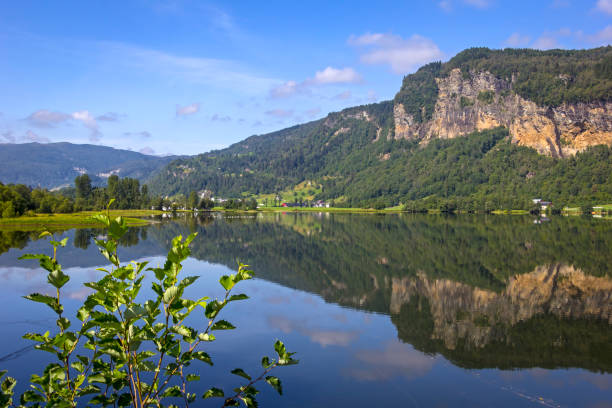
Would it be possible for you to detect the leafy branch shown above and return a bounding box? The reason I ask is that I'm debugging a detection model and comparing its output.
[2,202,297,407]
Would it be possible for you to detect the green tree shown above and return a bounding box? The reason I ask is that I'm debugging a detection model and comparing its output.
[74,174,93,200]
[189,191,198,210]
[5,209,297,407]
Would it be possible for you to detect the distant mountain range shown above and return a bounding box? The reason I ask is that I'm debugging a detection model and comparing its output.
[147,46,612,208]
[0,142,181,189]
[3,47,611,208]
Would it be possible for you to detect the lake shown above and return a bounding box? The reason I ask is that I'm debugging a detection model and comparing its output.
[1,213,611,407]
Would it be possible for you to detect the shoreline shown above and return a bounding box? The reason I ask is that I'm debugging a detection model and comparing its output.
[1,207,608,231]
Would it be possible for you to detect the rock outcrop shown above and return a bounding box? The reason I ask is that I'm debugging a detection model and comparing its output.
[390,264,612,349]
[394,69,612,157]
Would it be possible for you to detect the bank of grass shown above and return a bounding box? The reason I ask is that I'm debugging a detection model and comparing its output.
[257,206,404,213]
[490,209,531,215]
[0,209,160,230]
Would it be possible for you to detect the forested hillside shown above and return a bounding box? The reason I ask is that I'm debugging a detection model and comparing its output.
[0,142,178,189]
[147,47,612,209]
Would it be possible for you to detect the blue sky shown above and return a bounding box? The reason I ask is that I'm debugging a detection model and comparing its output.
[0,0,610,155]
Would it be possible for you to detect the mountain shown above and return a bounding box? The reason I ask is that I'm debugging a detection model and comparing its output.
[0,142,181,189]
[148,47,612,208]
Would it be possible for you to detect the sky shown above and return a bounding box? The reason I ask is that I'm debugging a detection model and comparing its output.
[0,0,611,156]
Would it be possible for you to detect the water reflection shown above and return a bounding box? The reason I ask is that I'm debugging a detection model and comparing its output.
[1,213,611,378]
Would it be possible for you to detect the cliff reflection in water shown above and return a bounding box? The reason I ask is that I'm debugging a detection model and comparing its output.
[3,213,611,372]
[148,213,612,373]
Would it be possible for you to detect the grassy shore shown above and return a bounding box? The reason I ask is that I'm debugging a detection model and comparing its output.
[257,206,405,213]
[0,209,161,231]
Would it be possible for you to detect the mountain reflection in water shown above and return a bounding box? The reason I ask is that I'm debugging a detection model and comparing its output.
[2,213,610,374]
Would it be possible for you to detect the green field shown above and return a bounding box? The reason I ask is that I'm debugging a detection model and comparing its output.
[0,210,161,231]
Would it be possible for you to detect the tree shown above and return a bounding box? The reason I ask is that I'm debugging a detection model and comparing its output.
[74,174,93,200]
[189,191,198,210]
[4,211,298,407]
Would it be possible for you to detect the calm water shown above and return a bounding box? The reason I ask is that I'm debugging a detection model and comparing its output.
[1,213,611,407]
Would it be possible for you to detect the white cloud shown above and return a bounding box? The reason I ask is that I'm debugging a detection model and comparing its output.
[266,315,358,348]
[333,90,352,100]
[310,67,362,85]
[367,90,378,102]
[464,0,491,7]
[139,146,155,155]
[270,80,300,98]
[532,35,560,50]
[551,0,570,7]
[96,112,122,122]
[176,103,200,116]
[123,131,151,138]
[211,114,232,122]
[597,0,612,14]
[100,42,278,95]
[269,66,361,99]
[587,25,612,44]
[265,109,293,118]
[307,330,357,348]
[504,33,531,47]
[24,130,50,143]
[71,110,100,141]
[438,1,452,12]
[26,109,101,141]
[26,110,71,127]
[438,0,492,10]
[305,107,321,117]
[349,33,443,74]
[347,341,436,381]
[1,131,16,143]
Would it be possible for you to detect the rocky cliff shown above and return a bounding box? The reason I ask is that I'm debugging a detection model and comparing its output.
[390,264,612,350]
[394,69,612,157]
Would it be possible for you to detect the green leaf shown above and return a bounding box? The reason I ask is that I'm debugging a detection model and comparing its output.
[228,293,249,302]
[230,368,251,380]
[124,305,147,321]
[205,299,224,319]
[76,385,101,396]
[261,356,272,369]
[47,269,70,288]
[56,317,71,331]
[117,393,132,406]
[70,361,85,373]
[76,306,90,321]
[265,376,282,395]
[192,351,213,365]
[210,320,235,331]
[179,276,199,288]
[240,396,259,408]
[23,293,61,314]
[198,333,215,342]
[274,340,286,357]
[170,325,192,337]
[219,275,235,291]
[161,385,182,397]
[1,374,16,393]
[202,387,224,399]
[23,293,55,307]
[20,390,45,403]
[186,374,200,382]
[163,286,179,304]
[88,373,107,384]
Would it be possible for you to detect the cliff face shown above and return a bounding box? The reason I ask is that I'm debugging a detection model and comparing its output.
[394,69,612,157]
[390,264,612,350]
